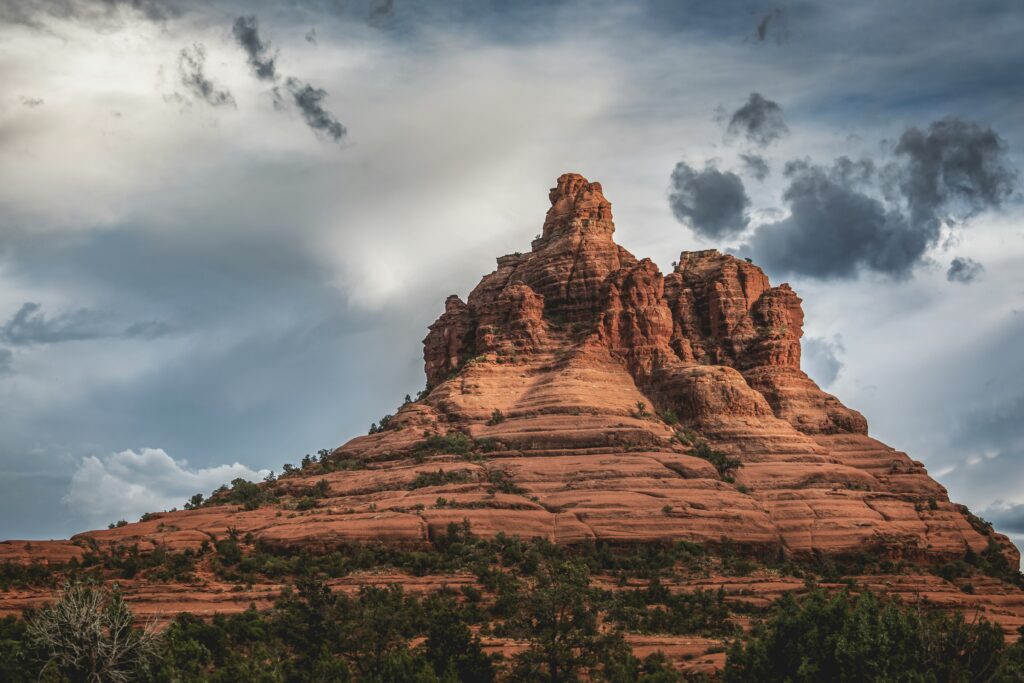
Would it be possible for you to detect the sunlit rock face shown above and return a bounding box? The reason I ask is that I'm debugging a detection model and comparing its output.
[2,173,1021,637]
[413,172,1013,564]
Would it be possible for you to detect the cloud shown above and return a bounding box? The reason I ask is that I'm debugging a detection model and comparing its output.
[740,153,770,181]
[276,77,347,142]
[232,15,278,82]
[669,161,750,239]
[802,335,844,388]
[743,119,1017,280]
[947,256,984,284]
[1,302,106,345]
[305,27,318,44]
[0,348,10,374]
[724,92,788,147]
[0,302,170,346]
[888,117,1017,232]
[20,96,44,107]
[63,448,268,528]
[229,15,345,142]
[743,159,919,279]
[753,8,788,43]
[177,43,235,107]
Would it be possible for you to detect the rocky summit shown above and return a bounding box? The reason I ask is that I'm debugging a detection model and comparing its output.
[2,174,1023,670]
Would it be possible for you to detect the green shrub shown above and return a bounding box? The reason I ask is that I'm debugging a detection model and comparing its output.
[368,413,394,435]
[213,477,275,511]
[412,431,476,461]
[688,438,742,481]
[8,541,1024,683]
[724,588,1009,682]
[409,469,473,490]
[0,561,56,591]
[485,468,526,495]
[657,408,679,426]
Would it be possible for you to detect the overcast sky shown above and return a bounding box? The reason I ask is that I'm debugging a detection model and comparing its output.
[0,0,1022,545]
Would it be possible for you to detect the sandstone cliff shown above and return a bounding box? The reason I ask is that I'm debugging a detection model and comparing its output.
[346,172,1015,563]
[2,173,1021,650]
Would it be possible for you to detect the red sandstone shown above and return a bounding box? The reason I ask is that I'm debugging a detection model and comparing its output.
[2,173,1021,668]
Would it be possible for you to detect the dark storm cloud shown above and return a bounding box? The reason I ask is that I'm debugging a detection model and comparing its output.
[669,161,750,239]
[177,43,235,107]
[829,157,876,186]
[232,15,278,82]
[0,302,171,346]
[740,153,770,181]
[725,92,788,147]
[888,117,1017,233]
[744,118,1017,280]
[947,256,984,284]
[228,14,345,142]
[276,77,347,142]
[802,335,844,388]
[743,159,920,279]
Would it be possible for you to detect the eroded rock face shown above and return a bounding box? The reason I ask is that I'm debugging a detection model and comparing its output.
[411,172,1016,568]
[2,172,1021,643]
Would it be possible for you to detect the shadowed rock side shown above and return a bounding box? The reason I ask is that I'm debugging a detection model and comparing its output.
[410,172,1015,562]
[2,173,1021,637]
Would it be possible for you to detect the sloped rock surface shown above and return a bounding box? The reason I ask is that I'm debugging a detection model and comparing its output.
[2,172,1021,656]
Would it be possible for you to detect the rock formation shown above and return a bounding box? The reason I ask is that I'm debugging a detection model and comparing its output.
[2,173,1021,664]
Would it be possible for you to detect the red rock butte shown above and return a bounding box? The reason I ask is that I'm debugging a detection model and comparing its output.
[2,173,1022,640]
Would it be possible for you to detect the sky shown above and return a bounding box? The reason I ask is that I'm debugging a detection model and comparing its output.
[0,0,1022,545]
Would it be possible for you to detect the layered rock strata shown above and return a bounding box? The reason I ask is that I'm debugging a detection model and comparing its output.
[2,173,1021,649]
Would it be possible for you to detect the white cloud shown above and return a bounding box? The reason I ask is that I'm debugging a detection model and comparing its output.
[63,447,268,528]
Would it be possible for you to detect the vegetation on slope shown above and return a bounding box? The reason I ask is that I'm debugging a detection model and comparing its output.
[724,588,1024,682]
[2,522,1024,681]
[3,563,1024,682]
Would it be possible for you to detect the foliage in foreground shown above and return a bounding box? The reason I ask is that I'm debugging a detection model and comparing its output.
[4,529,1024,682]
[724,587,1024,683]
[7,582,159,683]
[2,562,685,683]
[6,569,1024,682]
